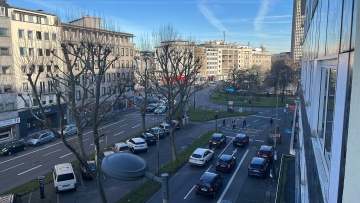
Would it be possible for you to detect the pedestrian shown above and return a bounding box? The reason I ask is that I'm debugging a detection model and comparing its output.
[243,118,247,128]
[223,119,225,127]
[232,120,236,129]
[270,118,273,126]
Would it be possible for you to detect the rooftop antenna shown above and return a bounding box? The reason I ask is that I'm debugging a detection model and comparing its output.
[223,30,226,43]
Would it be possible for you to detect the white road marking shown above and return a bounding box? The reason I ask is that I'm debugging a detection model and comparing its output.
[60,152,73,158]
[90,140,103,146]
[218,139,234,157]
[254,119,259,122]
[255,140,265,142]
[18,165,42,175]
[132,124,141,128]
[217,149,249,203]
[206,165,212,172]
[1,163,24,172]
[119,124,128,128]
[114,131,125,136]
[0,142,62,165]
[83,138,89,141]
[44,149,61,156]
[184,185,195,199]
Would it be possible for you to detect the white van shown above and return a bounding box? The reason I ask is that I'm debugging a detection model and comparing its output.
[53,163,77,192]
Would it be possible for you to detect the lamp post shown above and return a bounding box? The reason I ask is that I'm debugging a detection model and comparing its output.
[193,86,196,109]
[157,111,160,176]
[274,78,279,151]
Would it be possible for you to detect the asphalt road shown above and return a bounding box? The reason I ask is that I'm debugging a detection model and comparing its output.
[0,111,166,194]
[147,106,292,203]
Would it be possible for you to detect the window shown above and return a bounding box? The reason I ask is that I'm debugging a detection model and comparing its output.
[5,103,14,111]
[44,18,48,25]
[107,87,111,95]
[19,13,25,21]
[126,60,129,68]
[102,87,105,95]
[27,30,33,39]
[45,49,50,56]
[40,81,45,93]
[11,12,15,20]
[23,83,28,91]
[41,97,46,105]
[90,89,94,98]
[107,73,110,82]
[0,47,9,55]
[0,28,8,37]
[18,29,24,38]
[126,48,129,56]
[1,66,11,74]
[102,75,105,83]
[112,73,115,81]
[121,48,124,56]
[48,81,53,93]
[21,65,26,73]
[116,48,119,55]
[36,16,41,24]
[130,49,133,56]
[19,47,26,56]
[46,65,51,72]
[74,61,79,70]
[49,96,54,104]
[28,15,34,22]
[0,7,5,16]
[0,105,3,112]
[76,91,81,100]
[44,32,49,40]
[38,48,43,56]
[28,48,34,56]
[4,85,12,93]
[52,34,56,41]
[121,60,124,68]
[130,60,133,68]
[36,31,42,40]
[116,61,119,68]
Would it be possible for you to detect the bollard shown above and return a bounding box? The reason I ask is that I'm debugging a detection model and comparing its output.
[38,176,45,199]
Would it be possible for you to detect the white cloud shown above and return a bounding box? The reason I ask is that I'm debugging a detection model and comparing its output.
[254,0,271,31]
[197,1,226,32]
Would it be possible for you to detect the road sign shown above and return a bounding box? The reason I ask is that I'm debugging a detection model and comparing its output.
[284,129,292,133]
[286,104,289,108]
[290,105,295,111]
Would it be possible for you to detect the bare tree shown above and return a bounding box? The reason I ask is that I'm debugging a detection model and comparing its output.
[150,24,203,162]
[15,21,132,202]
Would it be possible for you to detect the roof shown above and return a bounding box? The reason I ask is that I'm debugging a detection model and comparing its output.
[212,133,223,138]
[54,163,73,174]
[115,142,127,146]
[160,123,170,126]
[200,172,217,180]
[194,148,207,154]
[236,134,247,138]
[219,154,233,160]
[260,145,273,151]
[132,138,145,143]
[251,157,266,165]
[103,151,114,156]
[144,133,155,137]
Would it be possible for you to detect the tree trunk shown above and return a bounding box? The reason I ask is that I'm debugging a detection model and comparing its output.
[93,133,108,203]
[141,109,146,133]
[94,171,107,203]
[169,130,178,162]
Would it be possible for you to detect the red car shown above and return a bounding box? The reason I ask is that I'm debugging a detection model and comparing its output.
[258,145,274,162]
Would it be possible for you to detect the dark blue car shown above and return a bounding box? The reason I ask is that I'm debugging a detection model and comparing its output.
[248,157,269,178]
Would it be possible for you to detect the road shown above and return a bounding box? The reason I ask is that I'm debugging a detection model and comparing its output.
[0,111,166,194]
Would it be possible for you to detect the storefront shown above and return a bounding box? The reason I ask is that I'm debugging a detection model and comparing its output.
[18,104,67,138]
[0,117,20,142]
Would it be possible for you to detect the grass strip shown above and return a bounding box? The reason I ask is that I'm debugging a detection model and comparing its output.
[211,93,295,107]
[117,130,216,203]
[187,108,256,121]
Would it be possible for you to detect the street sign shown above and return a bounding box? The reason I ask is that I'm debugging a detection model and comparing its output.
[290,105,295,111]
[284,129,292,133]
[286,104,289,108]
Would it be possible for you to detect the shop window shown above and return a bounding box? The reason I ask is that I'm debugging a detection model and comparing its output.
[49,96,53,104]
[76,90,81,100]
[23,82,28,91]
[33,99,39,106]
[5,103,14,111]
[0,104,3,112]
[24,99,29,107]
[41,97,46,105]
[1,66,11,74]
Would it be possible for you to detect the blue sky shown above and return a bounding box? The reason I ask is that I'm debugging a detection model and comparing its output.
[9,0,293,54]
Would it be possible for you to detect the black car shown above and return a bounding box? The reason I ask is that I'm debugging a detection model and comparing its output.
[137,133,157,145]
[248,157,269,178]
[79,161,96,180]
[233,134,250,147]
[195,172,223,197]
[216,154,236,172]
[0,140,27,156]
[147,127,166,139]
[208,133,227,148]
[146,103,158,112]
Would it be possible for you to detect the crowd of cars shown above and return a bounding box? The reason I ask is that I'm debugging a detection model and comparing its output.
[188,133,276,198]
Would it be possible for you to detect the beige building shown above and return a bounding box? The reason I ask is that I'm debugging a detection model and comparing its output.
[252,45,272,70]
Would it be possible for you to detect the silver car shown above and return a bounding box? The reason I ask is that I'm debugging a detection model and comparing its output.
[57,124,77,137]
[28,132,55,146]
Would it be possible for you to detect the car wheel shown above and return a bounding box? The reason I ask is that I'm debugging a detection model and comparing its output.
[195,192,199,195]
[212,192,216,198]
[8,151,12,156]
[23,146,27,151]
[211,153,214,160]
[209,144,212,149]
[36,142,40,146]
[204,161,207,167]
[131,148,135,154]
[50,138,54,142]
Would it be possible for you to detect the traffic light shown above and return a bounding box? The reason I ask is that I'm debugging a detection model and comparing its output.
[214,113,218,119]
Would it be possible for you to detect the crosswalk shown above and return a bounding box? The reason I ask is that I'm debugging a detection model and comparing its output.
[221,125,262,137]
[124,112,166,122]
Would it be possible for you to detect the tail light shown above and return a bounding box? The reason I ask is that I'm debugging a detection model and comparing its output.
[216,162,219,166]
[217,142,220,144]
[233,138,236,141]
[243,140,246,142]
[199,159,204,162]
[189,158,192,160]
[227,164,231,169]
[195,185,199,189]
[209,188,214,192]
[55,186,58,191]
[84,172,89,174]
[208,140,211,142]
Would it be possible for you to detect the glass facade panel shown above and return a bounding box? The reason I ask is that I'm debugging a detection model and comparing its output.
[318,0,328,57]
[351,0,358,49]
[324,69,336,168]
[340,0,353,52]
[319,69,328,145]
[325,0,342,55]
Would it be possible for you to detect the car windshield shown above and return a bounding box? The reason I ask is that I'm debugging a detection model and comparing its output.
[146,134,155,138]
[120,146,129,150]
[148,104,156,107]
[236,136,244,140]
[135,141,146,145]
[192,153,202,158]
[3,142,14,147]
[32,134,42,139]
[162,125,170,129]
[218,158,230,164]
[250,163,263,169]
[211,136,221,141]
[260,150,272,155]
[57,173,74,182]
[197,180,211,188]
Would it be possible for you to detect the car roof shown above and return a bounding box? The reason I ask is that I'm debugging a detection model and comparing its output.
[260,145,273,151]
[212,133,223,137]
[103,151,114,156]
[87,160,95,164]
[251,157,267,164]
[131,138,145,142]
[193,148,208,154]
[219,154,233,160]
[160,123,170,126]
[115,142,127,146]
[54,163,74,174]
[236,134,247,138]
[200,172,217,181]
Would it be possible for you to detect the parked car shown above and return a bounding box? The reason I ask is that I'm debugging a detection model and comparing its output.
[147,127,166,139]
[126,138,148,153]
[170,120,180,130]
[137,133,157,145]
[111,142,129,153]
[146,103,158,112]
[159,123,171,135]
[154,106,167,114]
[195,172,223,197]
[258,145,274,162]
[0,193,22,203]
[28,132,55,146]
[189,148,214,167]
[248,157,269,178]
[102,151,114,157]
[208,133,227,148]
[216,154,236,172]
[78,161,96,180]
[56,124,77,137]
[233,134,250,147]
[53,163,77,192]
[0,140,27,156]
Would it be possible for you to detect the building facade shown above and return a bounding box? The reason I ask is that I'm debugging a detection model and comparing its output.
[252,45,272,70]
[290,0,305,62]
[299,0,358,202]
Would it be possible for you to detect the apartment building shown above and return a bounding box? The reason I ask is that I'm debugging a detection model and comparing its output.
[298,0,359,202]
[252,45,271,70]
[290,0,305,62]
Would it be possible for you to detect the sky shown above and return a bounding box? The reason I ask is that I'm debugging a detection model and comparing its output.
[8,0,294,54]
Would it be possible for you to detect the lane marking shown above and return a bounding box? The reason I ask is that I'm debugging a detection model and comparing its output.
[255,140,265,142]
[18,165,42,175]
[119,124,128,128]
[44,149,61,156]
[184,185,195,199]
[1,163,24,172]
[114,131,125,136]
[83,138,89,141]
[217,149,249,203]
[206,165,212,172]
[60,152,73,158]
[90,140,104,146]
[0,142,62,165]
[132,124,141,128]
[218,139,234,157]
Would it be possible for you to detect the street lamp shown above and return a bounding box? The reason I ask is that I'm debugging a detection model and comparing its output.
[157,111,160,175]
[193,86,196,110]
